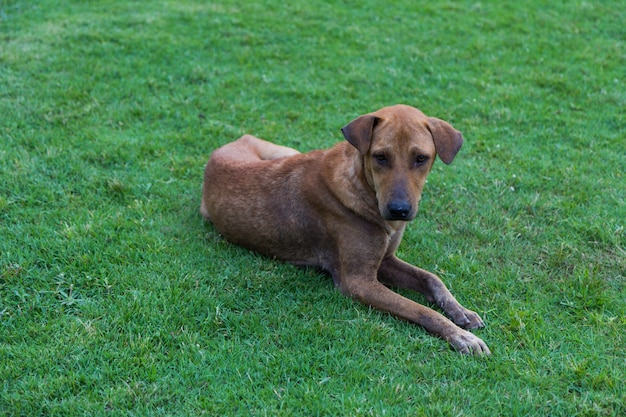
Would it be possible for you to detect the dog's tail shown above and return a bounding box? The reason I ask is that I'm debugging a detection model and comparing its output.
[200,197,211,221]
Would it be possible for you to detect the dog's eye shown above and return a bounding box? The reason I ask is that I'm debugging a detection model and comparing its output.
[415,155,429,165]
[373,153,387,164]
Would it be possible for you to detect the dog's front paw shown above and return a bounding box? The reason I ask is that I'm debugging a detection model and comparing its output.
[461,308,485,330]
[449,307,485,330]
[447,330,491,356]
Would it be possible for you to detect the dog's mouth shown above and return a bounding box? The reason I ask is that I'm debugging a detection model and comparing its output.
[384,212,415,221]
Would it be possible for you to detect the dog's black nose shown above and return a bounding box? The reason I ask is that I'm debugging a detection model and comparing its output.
[387,202,412,220]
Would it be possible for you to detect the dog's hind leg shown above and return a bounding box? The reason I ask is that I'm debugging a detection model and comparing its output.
[201,135,300,221]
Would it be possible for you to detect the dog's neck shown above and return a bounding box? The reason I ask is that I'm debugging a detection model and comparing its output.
[323,143,375,216]
[384,221,408,254]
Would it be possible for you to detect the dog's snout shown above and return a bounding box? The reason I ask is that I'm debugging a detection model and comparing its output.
[387,201,412,220]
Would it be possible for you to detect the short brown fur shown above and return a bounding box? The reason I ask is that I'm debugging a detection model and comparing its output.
[201,105,489,355]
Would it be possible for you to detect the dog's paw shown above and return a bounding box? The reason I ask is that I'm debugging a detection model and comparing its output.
[449,307,485,330]
[461,308,486,330]
[447,330,491,356]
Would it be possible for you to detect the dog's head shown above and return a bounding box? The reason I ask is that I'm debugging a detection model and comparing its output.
[341,105,463,221]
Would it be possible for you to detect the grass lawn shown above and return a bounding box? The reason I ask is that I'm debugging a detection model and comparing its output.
[1,0,624,415]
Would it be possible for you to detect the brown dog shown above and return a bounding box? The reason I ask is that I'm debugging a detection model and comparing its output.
[201,105,490,355]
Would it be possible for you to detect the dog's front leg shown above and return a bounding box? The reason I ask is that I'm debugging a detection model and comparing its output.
[339,275,490,355]
[377,255,485,330]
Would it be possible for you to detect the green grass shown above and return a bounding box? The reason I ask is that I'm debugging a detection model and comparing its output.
[1,0,624,415]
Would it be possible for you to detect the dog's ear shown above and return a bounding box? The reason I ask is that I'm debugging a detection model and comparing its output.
[341,114,381,154]
[427,117,464,164]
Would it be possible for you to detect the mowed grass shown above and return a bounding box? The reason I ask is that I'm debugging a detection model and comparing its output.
[1,0,624,415]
